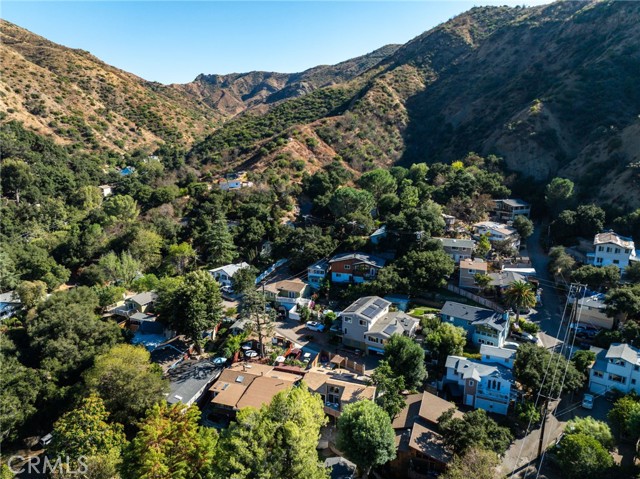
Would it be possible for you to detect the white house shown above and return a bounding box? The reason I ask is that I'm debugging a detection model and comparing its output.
[444,355,515,415]
[434,237,475,264]
[208,262,250,289]
[98,184,113,197]
[589,343,640,395]
[479,344,516,369]
[473,221,520,249]
[587,231,637,269]
[339,296,419,354]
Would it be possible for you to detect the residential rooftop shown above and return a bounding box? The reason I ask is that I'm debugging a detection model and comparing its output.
[329,252,386,268]
[342,296,390,318]
[594,231,635,249]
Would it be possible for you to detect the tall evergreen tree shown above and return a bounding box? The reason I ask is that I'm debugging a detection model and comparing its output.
[123,403,217,479]
[196,212,237,267]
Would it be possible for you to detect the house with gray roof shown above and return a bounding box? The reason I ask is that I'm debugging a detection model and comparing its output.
[479,344,516,369]
[443,356,515,415]
[492,199,531,222]
[0,291,21,319]
[433,237,475,263]
[166,358,222,407]
[440,301,510,347]
[339,296,419,354]
[329,252,386,284]
[589,343,640,395]
[208,262,250,289]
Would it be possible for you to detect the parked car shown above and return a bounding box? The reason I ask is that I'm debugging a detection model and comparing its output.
[581,393,594,410]
[503,341,521,350]
[511,331,538,343]
[212,357,228,366]
[306,321,325,332]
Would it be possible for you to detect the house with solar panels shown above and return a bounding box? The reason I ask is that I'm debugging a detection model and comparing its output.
[339,296,419,354]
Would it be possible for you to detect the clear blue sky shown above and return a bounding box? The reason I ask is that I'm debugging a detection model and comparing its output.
[2,1,551,84]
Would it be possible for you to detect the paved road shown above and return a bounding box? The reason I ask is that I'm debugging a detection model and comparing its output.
[526,225,569,349]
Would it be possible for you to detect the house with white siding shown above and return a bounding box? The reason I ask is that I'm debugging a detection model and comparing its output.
[443,355,515,415]
[589,343,640,395]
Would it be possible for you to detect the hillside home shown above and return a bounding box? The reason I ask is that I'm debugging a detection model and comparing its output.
[459,258,488,289]
[441,214,457,231]
[98,184,113,197]
[440,301,509,347]
[208,262,250,289]
[329,252,386,284]
[339,296,419,354]
[262,278,312,310]
[444,356,515,415]
[307,259,329,289]
[210,363,302,416]
[0,291,21,320]
[587,231,637,269]
[473,221,520,249]
[434,237,475,263]
[304,369,376,419]
[166,358,220,407]
[577,293,612,330]
[589,343,640,395]
[487,270,527,292]
[480,344,516,369]
[389,392,463,477]
[114,291,158,318]
[492,199,531,222]
[370,225,387,245]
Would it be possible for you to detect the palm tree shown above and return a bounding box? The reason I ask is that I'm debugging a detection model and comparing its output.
[504,280,537,323]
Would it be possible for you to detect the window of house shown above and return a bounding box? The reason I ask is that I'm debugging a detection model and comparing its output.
[633,379,637,385]
[468,380,474,386]
[626,249,631,254]
[606,247,612,253]
[344,317,352,323]
[634,365,639,371]
[335,273,342,278]
[609,374,626,384]
[597,258,603,264]
[344,265,351,270]
[593,371,604,378]
[615,248,621,254]
[359,319,367,326]
[598,246,604,252]
[613,260,620,265]
[344,328,347,335]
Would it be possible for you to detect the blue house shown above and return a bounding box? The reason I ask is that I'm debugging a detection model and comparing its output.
[440,301,509,347]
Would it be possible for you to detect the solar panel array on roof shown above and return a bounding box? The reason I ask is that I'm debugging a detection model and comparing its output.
[374,298,388,308]
[361,305,380,318]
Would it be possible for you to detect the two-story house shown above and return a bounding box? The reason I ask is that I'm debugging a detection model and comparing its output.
[587,231,637,269]
[589,343,640,395]
[329,252,386,284]
[434,237,476,264]
[262,278,312,310]
[113,291,158,318]
[472,221,520,249]
[340,296,419,354]
[492,199,531,222]
[459,258,488,290]
[307,259,329,289]
[444,355,515,415]
[208,262,250,290]
[440,301,509,347]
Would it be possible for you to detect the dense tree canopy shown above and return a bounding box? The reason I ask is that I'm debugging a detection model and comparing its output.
[383,334,427,390]
[438,408,513,456]
[336,400,396,478]
[84,344,168,428]
[157,270,223,350]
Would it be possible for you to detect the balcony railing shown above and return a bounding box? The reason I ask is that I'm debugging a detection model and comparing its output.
[476,388,511,402]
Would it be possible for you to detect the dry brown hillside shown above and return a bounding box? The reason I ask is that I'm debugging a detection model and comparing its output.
[0,20,221,152]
